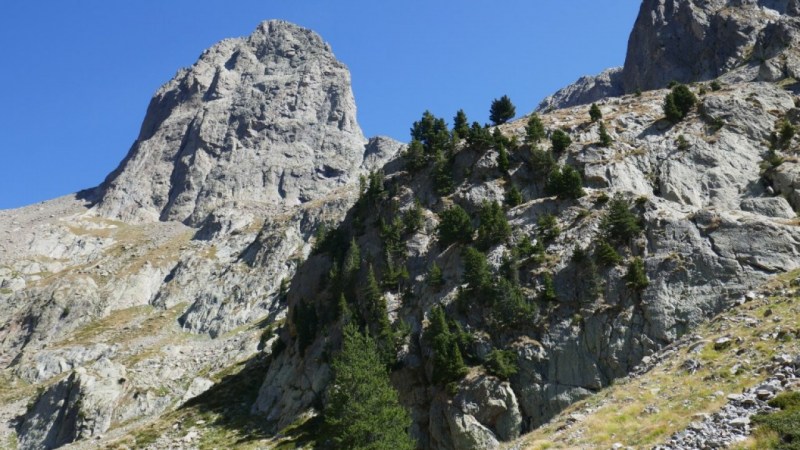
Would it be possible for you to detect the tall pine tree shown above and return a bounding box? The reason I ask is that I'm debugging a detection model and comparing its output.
[325,323,415,449]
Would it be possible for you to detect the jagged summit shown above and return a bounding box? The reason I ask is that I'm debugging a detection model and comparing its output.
[94,20,368,226]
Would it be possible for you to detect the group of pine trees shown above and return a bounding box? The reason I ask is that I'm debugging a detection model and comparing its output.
[309,89,660,448]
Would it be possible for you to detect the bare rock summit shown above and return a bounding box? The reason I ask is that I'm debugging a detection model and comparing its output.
[95,20,369,226]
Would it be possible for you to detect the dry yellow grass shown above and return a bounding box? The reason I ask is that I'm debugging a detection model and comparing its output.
[510,270,800,449]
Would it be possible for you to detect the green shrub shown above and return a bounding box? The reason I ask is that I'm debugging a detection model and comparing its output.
[663,84,697,123]
[752,391,800,449]
[484,349,519,380]
[677,134,690,151]
[595,240,622,266]
[551,129,572,153]
[710,80,722,91]
[537,214,560,244]
[625,258,649,291]
[490,95,516,125]
[779,119,796,148]
[438,205,473,247]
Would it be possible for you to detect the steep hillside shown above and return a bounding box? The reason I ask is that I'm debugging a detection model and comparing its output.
[252,80,800,449]
[0,20,400,450]
[2,2,800,450]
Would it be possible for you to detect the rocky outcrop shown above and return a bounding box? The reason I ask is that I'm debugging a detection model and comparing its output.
[623,0,800,91]
[17,359,126,450]
[254,80,800,449]
[537,68,624,112]
[543,0,800,110]
[94,20,368,226]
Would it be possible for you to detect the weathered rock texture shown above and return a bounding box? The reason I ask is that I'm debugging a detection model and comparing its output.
[95,20,368,226]
[254,81,800,449]
[0,20,400,449]
[543,0,800,109]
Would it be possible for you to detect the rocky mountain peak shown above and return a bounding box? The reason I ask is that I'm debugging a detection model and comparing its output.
[94,20,368,226]
[542,0,800,110]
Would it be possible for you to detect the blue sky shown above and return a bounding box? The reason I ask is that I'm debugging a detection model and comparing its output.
[0,1,640,209]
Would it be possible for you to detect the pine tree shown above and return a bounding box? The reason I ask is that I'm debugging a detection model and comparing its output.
[489,95,516,125]
[525,114,546,144]
[404,139,428,172]
[462,246,491,295]
[540,272,558,302]
[505,185,523,207]
[537,213,560,244]
[497,144,510,173]
[467,121,494,149]
[529,147,557,180]
[453,109,470,140]
[625,257,649,291]
[546,165,585,199]
[428,262,444,288]
[551,129,572,153]
[363,266,394,364]
[425,307,468,386]
[589,103,602,122]
[602,195,641,244]
[663,84,696,123]
[438,205,473,247]
[402,199,424,234]
[476,201,511,250]
[325,323,415,449]
[598,122,613,147]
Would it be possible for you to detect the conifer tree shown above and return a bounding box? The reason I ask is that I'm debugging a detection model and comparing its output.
[438,205,473,247]
[602,195,641,244]
[428,262,444,287]
[325,323,415,449]
[363,266,394,364]
[525,114,546,144]
[453,109,470,140]
[505,185,523,207]
[497,144,510,173]
[425,307,468,386]
[598,122,613,147]
[489,95,516,125]
[625,257,649,291]
[462,246,491,295]
[476,201,511,250]
[589,103,602,122]
[551,129,572,153]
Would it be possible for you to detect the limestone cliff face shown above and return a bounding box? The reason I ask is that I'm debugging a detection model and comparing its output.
[95,20,367,226]
[545,0,800,109]
[0,21,401,449]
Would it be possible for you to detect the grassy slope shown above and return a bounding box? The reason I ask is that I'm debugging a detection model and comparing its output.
[512,270,800,450]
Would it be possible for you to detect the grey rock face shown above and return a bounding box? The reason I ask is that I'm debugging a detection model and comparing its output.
[537,67,624,112]
[17,359,126,450]
[623,0,800,92]
[95,20,367,226]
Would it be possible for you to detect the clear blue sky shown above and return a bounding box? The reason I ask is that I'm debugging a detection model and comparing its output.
[0,1,640,209]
